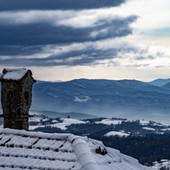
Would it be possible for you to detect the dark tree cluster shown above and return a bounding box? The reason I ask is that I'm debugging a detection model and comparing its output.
[91,134,170,166]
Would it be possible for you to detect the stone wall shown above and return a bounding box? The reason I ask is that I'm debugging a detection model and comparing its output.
[1,71,35,130]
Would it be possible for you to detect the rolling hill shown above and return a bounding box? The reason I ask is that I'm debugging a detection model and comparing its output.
[30,79,170,123]
[1,78,170,123]
[149,78,170,87]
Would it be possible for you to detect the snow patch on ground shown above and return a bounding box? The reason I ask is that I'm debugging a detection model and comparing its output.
[42,118,49,122]
[161,128,170,131]
[29,116,42,123]
[152,122,163,126]
[29,112,40,116]
[105,131,129,137]
[139,120,150,126]
[52,120,58,123]
[152,159,170,170]
[29,125,45,130]
[96,119,123,125]
[74,96,91,103]
[143,127,155,131]
[51,118,88,130]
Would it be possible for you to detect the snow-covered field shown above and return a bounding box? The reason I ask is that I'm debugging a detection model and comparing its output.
[14,115,170,136]
[152,160,170,170]
[105,131,130,137]
[95,119,123,125]
[29,117,88,130]
[142,127,155,131]
[139,120,150,126]
[1,113,170,170]
[51,118,88,130]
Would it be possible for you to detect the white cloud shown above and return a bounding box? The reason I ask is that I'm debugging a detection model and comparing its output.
[0,10,77,26]
[0,0,169,81]
[125,0,170,36]
[0,9,129,28]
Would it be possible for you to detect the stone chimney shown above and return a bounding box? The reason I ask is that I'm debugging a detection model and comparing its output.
[0,68,36,130]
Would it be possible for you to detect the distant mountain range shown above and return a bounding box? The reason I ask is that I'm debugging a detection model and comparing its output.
[1,78,170,123]
[149,78,170,86]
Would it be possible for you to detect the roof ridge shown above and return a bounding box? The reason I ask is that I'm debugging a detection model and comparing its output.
[68,135,101,170]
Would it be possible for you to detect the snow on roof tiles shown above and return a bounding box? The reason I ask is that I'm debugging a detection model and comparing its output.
[1,68,28,80]
[0,128,151,170]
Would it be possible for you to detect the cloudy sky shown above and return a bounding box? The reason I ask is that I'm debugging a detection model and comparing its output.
[0,0,170,81]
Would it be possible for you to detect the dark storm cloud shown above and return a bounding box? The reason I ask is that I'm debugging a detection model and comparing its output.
[0,45,43,56]
[0,14,139,67]
[0,43,161,67]
[0,47,119,67]
[0,16,136,47]
[48,47,119,65]
[0,0,125,11]
[0,0,140,68]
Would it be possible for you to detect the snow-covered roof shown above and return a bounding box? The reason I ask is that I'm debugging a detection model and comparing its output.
[1,68,29,81]
[0,128,151,170]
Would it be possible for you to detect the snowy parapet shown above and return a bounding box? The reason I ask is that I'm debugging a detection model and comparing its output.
[1,68,28,80]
